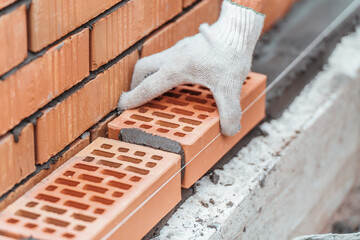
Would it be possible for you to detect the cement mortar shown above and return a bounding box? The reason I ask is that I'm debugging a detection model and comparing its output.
[120,128,185,176]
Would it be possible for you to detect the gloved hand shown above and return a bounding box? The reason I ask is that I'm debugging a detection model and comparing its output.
[118,0,265,136]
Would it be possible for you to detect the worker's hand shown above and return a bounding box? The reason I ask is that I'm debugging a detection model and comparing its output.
[118,0,264,136]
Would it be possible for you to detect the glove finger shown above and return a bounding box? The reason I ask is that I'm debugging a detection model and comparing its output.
[118,69,182,110]
[212,87,242,136]
[131,52,166,90]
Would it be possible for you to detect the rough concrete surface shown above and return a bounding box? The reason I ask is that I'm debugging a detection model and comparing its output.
[152,27,360,240]
[325,178,360,234]
[253,0,360,119]
[292,233,360,240]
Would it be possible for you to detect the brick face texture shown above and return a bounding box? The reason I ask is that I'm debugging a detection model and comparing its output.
[0,135,90,211]
[0,124,35,196]
[0,29,89,136]
[0,0,16,9]
[183,0,198,8]
[28,0,122,52]
[90,0,182,70]
[142,0,221,57]
[0,5,27,76]
[36,52,138,164]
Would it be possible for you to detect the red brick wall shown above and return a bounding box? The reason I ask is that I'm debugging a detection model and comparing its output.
[0,0,296,207]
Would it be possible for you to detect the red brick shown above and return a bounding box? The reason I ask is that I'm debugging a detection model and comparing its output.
[142,0,221,57]
[0,29,89,136]
[183,0,197,8]
[0,124,35,196]
[35,51,138,164]
[0,5,27,76]
[0,0,15,9]
[0,134,90,211]
[0,138,181,239]
[89,113,118,142]
[108,72,267,188]
[90,0,182,70]
[27,0,124,52]
[0,136,90,211]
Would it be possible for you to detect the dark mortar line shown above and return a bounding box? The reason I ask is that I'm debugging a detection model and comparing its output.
[0,0,30,17]
[0,26,90,80]
[1,109,117,203]
[86,0,130,26]
[36,38,144,110]
[89,110,119,131]
[0,37,140,140]
[0,0,201,80]
[89,0,203,71]
[8,111,43,143]
[10,120,29,143]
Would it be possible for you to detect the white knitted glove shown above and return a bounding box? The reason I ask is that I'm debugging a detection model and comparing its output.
[118,0,265,136]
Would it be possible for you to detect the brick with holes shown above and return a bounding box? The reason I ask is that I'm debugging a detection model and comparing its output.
[0,138,181,239]
[108,72,267,188]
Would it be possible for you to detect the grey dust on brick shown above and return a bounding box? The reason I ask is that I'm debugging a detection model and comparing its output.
[119,128,185,178]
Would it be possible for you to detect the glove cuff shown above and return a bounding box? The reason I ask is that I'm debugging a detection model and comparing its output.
[206,0,265,55]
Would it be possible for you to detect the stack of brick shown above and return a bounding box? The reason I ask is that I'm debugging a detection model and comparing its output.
[0,0,297,212]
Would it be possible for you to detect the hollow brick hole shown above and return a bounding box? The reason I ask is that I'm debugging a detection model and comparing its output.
[91,150,115,158]
[140,124,152,129]
[97,160,121,168]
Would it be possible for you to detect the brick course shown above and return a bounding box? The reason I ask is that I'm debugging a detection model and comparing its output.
[0,29,89,136]
[36,52,138,164]
[28,0,122,52]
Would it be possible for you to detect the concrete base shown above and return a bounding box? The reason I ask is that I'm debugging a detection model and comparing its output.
[153,28,360,240]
